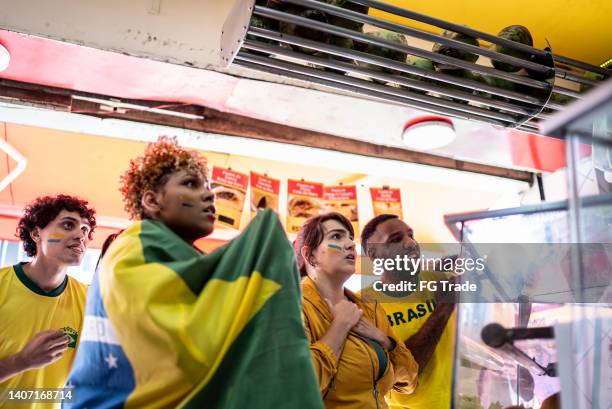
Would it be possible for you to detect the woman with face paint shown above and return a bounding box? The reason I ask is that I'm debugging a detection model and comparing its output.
[294,213,419,409]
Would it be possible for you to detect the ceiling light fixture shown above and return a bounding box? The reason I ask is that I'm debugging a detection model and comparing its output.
[402,115,456,151]
[0,43,10,72]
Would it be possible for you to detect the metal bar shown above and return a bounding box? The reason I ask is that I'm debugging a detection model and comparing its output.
[243,40,535,116]
[570,132,612,149]
[534,111,552,120]
[346,0,548,57]
[444,200,568,224]
[235,58,512,127]
[283,0,551,74]
[552,85,582,100]
[566,135,585,305]
[248,27,543,105]
[254,6,551,89]
[237,58,417,106]
[540,77,612,138]
[518,122,540,132]
[444,192,612,226]
[555,68,599,87]
[544,100,566,110]
[526,116,543,124]
[536,173,546,201]
[237,50,519,123]
[553,54,610,77]
[522,119,541,129]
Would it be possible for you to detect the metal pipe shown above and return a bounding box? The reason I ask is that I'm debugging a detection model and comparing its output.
[553,54,610,77]
[248,27,544,105]
[239,60,512,127]
[545,100,565,110]
[444,193,612,226]
[552,85,582,100]
[517,125,536,133]
[237,51,519,122]
[534,111,552,120]
[346,0,549,57]
[254,6,551,89]
[555,68,599,86]
[540,78,612,138]
[517,117,541,128]
[243,39,536,116]
[518,122,540,132]
[235,54,515,126]
[519,118,540,127]
[282,0,551,74]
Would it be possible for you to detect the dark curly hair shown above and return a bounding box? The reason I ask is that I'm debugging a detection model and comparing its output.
[293,212,354,277]
[119,136,208,220]
[17,195,97,257]
[360,214,399,255]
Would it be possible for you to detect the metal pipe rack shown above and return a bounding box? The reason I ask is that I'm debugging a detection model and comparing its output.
[221,0,609,131]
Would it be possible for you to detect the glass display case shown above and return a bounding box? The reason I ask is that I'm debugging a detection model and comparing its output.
[444,79,612,409]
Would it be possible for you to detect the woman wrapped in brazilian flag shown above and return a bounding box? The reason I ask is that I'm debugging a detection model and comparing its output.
[64,137,323,409]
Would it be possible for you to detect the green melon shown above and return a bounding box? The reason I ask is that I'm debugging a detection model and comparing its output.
[432,30,480,71]
[355,29,408,75]
[490,25,533,72]
[326,0,369,33]
[278,9,331,55]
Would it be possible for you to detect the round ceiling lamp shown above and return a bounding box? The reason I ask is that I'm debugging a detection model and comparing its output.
[402,115,456,151]
[0,43,10,72]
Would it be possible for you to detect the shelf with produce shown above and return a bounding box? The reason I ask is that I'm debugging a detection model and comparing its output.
[221,0,609,131]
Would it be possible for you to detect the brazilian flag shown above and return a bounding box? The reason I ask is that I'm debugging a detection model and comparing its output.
[65,209,323,409]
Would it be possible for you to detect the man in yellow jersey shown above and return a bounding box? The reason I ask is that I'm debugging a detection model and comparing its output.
[361,214,456,409]
[0,195,96,407]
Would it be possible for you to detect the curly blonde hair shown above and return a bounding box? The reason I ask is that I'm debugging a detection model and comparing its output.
[120,136,208,220]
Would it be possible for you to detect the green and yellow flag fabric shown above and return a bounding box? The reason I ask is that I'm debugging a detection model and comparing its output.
[65,209,323,409]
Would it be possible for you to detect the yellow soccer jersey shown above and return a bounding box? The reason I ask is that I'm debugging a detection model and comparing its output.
[0,263,87,408]
[362,272,456,409]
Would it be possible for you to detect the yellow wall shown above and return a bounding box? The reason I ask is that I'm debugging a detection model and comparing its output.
[373,0,610,66]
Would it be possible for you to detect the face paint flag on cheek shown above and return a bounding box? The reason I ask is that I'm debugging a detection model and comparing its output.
[327,244,343,255]
[48,232,65,243]
[179,195,195,208]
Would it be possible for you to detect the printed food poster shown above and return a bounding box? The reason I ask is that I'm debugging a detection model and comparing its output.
[211,167,248,229]
[250,172,280,218]
[370,187,403,218]
[287,179,324,233]
[324,185,359,235]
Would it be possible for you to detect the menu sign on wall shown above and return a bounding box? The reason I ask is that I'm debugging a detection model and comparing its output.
[370,187,403,219]
[324,185,359,235]
[287,179,324,233]
[250,172,280,218]
[211,167,249,229]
